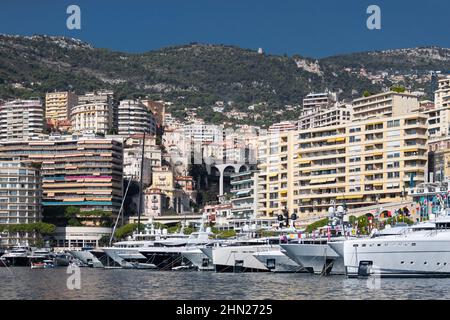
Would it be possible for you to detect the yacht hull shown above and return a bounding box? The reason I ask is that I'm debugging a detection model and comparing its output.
[1,256,30,267]
[210,245,276,273]
[253,250,305,273]
[181,249,213,271]
[281,243,344,275]
[343,237,450,278]
[69,250,104,268]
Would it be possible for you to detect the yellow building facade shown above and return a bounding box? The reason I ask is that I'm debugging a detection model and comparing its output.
[257,113,428,220]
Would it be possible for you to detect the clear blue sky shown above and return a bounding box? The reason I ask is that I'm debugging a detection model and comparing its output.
[0,0,449,58]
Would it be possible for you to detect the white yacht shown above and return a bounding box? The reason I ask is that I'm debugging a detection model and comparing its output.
[336,213,450,278]
[100,226,213,269]
[135,230,216,270]
[1,245,32,267]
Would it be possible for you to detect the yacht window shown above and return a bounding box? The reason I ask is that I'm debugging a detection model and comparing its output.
[444,263,447,266]
[424,262,427,265]
[362,244,366,247]
[401,261,405,264]
[411,243,416,246]
[437,262,441,266]
[353,244,358,248]
[377,244,381,247]
[410,261,414,264]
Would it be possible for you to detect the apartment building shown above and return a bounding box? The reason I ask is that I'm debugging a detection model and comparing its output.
[0,136,123,218]
[0,160,42,246]
[144,188,167,217]
[423,76,450,137]
[45,91,78,122]
[302,92,338,110]
[0,99,44,141]
[298,103,352,130]
[435,76,450,109]
[150,166,191,214]
[268,121,298,133]
[352,91,420,121]
[118,99,156,136]
[122,134,162,184]
[229,170,257,219]
[257,113,428,219]
[71,91,116,134]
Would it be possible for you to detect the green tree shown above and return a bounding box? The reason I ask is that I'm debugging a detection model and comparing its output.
[305,218,329,233]
[391,85,406,93]
[114,223,145,240]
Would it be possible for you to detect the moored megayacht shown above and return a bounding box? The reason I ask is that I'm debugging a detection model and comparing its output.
[338,210,450,278]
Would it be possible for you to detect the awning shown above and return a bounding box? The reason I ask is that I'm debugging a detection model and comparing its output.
[336,195,364,200]
[279,189,288,195]
[301,198,311,202]
[327,138,336,143]
[298,159,311,164]
[236,190,251,196]
[373,182,383,186]
[404,148,418,153]
[310,178,327,184]
[371,152,383,156]
[269,173,278,178]
[326,178,336,183]
[335,137,346,142]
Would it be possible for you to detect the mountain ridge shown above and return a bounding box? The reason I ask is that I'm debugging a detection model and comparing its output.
[0,34,449,126]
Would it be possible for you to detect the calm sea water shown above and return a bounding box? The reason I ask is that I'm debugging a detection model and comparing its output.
[0,268,448,300]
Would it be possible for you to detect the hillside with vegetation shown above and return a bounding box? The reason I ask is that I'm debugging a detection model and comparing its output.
[0,35,448,126]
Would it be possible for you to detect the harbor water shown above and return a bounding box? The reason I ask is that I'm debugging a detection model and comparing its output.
[1,268,449,300]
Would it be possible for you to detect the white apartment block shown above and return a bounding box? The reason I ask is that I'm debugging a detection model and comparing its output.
[118,99,156,136]
[302,92,338,110]
[424,76,450,137]
[0,99,44,141]
[0,160,42,246]
[435,76,450,109]
[72,91,117,134]
[298,103,352,130]
[268,121,298,133]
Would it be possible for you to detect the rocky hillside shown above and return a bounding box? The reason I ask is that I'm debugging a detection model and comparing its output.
[0,35,448,126]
